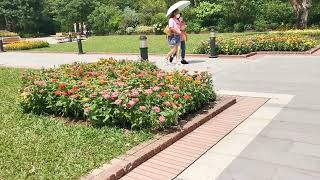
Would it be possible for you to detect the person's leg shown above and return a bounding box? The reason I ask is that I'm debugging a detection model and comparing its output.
[181,41,186,60]
[176,44,180,63]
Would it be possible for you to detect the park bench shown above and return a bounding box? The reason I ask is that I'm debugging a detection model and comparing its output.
[55,33,66,43]
[2,36,21,44]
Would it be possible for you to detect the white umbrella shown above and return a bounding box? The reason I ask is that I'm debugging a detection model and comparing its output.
[166,1,191,17]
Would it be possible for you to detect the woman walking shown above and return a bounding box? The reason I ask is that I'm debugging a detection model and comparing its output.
[169,14,189,64]
[165,9,181,65]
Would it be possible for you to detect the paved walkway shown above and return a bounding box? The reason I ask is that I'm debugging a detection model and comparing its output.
[1,52,320,179]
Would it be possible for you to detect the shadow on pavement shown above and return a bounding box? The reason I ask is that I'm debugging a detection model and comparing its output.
[187,60,206,64]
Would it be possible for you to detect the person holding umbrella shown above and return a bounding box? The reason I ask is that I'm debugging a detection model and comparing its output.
[165,1,191,65]
[165,9,182,65]
[169,13,189,64]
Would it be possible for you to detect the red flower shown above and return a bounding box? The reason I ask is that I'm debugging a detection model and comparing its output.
[174,94,180,99]
[184,95,191,100]
[67,89,74,95]
[55,90,61,96]
[62,92,68,97]
[59,83,66,89]
[160,92,167,97]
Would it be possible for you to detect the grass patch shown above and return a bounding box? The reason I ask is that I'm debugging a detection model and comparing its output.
[0,68,152,179]
[32,32,265,54]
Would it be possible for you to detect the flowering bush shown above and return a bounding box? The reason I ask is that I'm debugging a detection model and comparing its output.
[153,23,164,35]
[194,34,317,55]
[5,41,49,50]
[20,59,216,130]
[270,29,320,37]
[135,26,154,35]
[0,31,18,37]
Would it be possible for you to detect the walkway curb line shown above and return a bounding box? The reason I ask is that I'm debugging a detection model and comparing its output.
[81,96,236,180]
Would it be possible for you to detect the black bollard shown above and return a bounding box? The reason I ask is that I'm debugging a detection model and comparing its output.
[0,38,5,52]
[139,35,148,61]
[209,31,217,58]
[77,34,84,54]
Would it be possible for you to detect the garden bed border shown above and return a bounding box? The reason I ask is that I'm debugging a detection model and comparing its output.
[81,96,236,180]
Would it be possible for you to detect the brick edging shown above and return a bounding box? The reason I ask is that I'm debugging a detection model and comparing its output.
[81,96,236,180]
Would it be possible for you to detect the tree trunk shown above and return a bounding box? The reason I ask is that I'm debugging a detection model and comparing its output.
[296,6,309,29]
[288,0,312,29]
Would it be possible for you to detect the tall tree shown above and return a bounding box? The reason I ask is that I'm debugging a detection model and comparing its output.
[288,0,312,29]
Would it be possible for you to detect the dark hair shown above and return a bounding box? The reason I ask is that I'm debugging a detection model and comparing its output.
[170,9,179,18]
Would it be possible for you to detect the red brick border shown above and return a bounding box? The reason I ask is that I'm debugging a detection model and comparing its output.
[81,96,236,180]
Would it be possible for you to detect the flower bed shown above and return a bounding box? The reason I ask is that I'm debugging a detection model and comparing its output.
[20,59,216,130]
[5,41,49,50]
[194,34,317,55]
[271,29,320,37]
[0,31,18,37]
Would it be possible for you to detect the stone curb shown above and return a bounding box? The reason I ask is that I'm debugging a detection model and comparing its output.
[81,96,236,180]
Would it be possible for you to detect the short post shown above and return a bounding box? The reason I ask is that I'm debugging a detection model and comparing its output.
[0,38,4,52]
[139,35,148,61]
[68,32,72,42]
[77,34,84,54]
[209,31,217,58]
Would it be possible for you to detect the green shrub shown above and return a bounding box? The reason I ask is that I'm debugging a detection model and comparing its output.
[151,13,167,27]
[88,5,123,35]
[254,19,268,32]
[125,27,135,35]
[0,31,18,37]
[234,23,245,32]
[20,59,216,130]
[135,26,154,35]
[121,7,140,29]
[194,34,317,55]
[187,21,201,34]
[5,41,49,50]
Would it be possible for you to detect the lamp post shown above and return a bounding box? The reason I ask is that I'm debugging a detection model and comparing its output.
[139,35,148,61]
[77,34,84,54]
[209,31,217,58]
[0,37,5,52]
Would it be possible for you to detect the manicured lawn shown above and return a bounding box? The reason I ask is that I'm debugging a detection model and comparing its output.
[32,32,263,54]
[0,68,152,179]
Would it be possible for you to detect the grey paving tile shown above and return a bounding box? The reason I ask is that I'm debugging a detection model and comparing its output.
[217,158,278,180]
[239,136,320,172]
[272,166,320,180]
[261,121,320,145]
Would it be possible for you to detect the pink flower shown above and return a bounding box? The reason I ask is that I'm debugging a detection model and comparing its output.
[34,81,47,87]
[102,94,110,99]
[88,72,98,77]
[131,89,140,97]
[144,89,153,95]
[159,116,166,123]
[153,86,161,92]
[132,98,139,103]
[89,93,97,98]
[157,70,165,79]
[159,82,165,86]
[84,107,91,113]
[164,101,171,107]
[153,106,161,113]
[128,100,136,108]
[111,91,119,99]
[115,99,123,105]
[167,84,174,90]
[79,81,86,87]
[140,106,146,111]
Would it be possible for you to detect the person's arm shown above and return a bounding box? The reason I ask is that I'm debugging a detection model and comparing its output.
[169,18,181,34]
